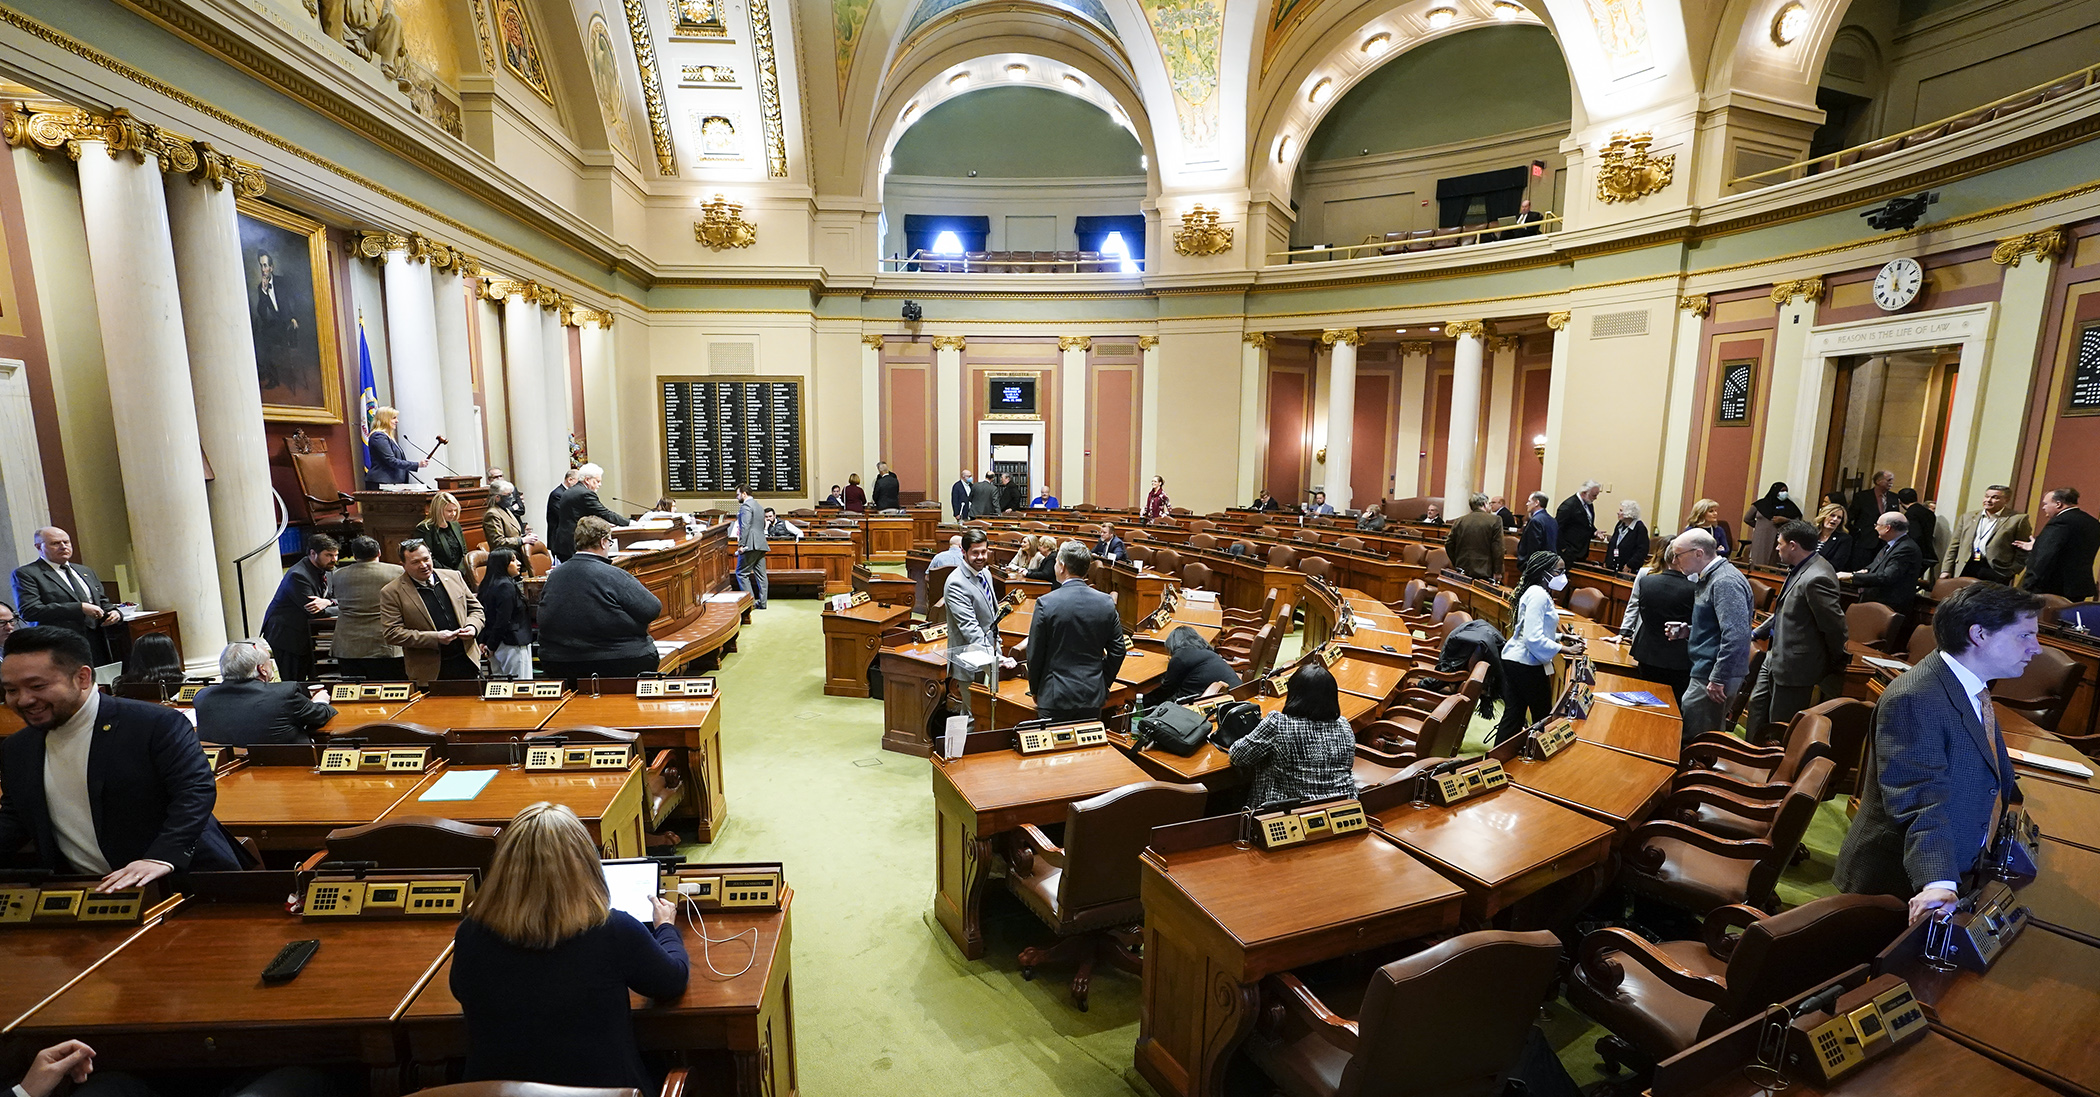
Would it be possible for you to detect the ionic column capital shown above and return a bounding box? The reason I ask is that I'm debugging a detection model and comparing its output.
[1770,278,1824,306]
[1444,319,1491,340]
[1545,311,1571,331]
[1243,332,1274,349]
[1058,336,1092,352]
[1992,229,2067,268]
[1137,336,1159,350]
[1320,328,1363,347]
[931,335,967,352]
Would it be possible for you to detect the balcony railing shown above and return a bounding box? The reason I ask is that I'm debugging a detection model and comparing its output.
[1732,62,2099,187]
[879,250,1144,273]
[1268,214,1564,264]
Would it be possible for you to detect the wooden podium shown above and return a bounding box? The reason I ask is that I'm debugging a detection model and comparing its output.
[353,478,488,563]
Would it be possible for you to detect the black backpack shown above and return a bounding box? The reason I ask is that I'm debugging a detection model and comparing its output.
[1209,701,1264,749]
[1136,702,1212,756]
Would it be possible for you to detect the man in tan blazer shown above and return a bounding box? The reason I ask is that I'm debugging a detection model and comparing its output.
[1941,483,2031,584]
[1443,492,1505,581]
[379,540,484,684]
[481,479,542,576]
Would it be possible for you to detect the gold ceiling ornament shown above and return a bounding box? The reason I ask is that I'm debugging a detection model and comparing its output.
[186,140,267,196]
[617,0,678,175]
[694,195,757,250]
[1397,341,1433,357]
[1319,328,1363,347]
[1443,319,1491,339]
[1594,130,1674,205]
[746,0,789,178]
[861,334,887,347]
[1991,228,2067,267]
[353,230,411,260]
[1678,294,1712,317]
[573,307,616,328]
[931,335,967,351]
[1173,206,1233,257]
[1242,332,1274,349]
[1545,311,1571,330]
[1058,336,1093,351]
[1137,336,1160,350]
[1769,277,1824,306]
[1485,334,1523,353]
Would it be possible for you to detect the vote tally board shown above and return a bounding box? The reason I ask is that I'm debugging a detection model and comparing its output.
[661,376,807,494]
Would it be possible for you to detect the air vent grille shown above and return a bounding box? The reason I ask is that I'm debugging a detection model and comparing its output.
[1590,310,1650,339]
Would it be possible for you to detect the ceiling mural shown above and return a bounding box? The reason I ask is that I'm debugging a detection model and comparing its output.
[1582,0,1653,78]
[1262,0,1327,76]
[833,0,875,109]
[1138,0,1223,154]
[492,0,556,105]
[586,12,640,161]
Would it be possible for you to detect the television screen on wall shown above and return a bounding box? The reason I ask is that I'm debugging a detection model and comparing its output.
[988,376,1037,416]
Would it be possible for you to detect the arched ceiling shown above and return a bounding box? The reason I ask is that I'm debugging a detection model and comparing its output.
[889,84,1144,176]
[1298,25,1570,164]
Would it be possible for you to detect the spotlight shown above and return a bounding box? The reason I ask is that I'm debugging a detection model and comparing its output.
[1861,191,1938,231]
[902,301,923,321]
[1426,7,1458,29]
[1361,32,1391,54]
[1771,2,1809,45]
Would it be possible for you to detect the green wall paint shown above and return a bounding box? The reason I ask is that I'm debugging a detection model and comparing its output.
[1302,26,1571,164]
[889,87,1143,178]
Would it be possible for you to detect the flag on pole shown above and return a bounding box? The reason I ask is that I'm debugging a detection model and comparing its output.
[357,313,379,444]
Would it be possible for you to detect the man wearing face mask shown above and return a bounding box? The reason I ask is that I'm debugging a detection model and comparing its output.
[1491,551,1587,745]
[1665,528,1754,740]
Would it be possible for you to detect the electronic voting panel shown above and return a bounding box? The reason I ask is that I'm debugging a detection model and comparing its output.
[661,376,806,495]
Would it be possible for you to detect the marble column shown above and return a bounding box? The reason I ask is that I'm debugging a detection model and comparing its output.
[497,285,553,516]
[1481,335,1521,500]
[861,335,884,480]
[541,301,573,473]
[577,314,618,496]
[933,336,965,506]
[431,261,483,478]
[1320,329,1361,510]
[164,155,277,640]
[1542,313,1573,493]
[375,241,447,471]
[1138,336,1161,492]
[1953,231,2069,510]
[1058,336,1090,503]
[1658,302,1705,532]
[1393,342,1430,498]
[75,128,227,665]
[1238,334,1269,503]
[1443,320,1489,516]
[1761,280,1822,491]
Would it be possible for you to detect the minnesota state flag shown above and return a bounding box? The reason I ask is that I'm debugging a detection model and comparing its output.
[357,314,379,444]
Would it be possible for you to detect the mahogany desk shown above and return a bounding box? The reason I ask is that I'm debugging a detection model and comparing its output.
[864,516,914,562]
[1497,739,1676,832]
[1367,784,1615,925]
[1882,917,2100,1096]
[878,640,948,756]
[1107,564,1172,628]
[318,700,418,734]
[1659,1029,2058,1097]
[2023,837,2100,944]
[1135,826,1465,1097]
[1571,701,1683,765]
[545,693,728,841]
[3,900,457,1094]
[2008,730,2098,789]
[213,765,447,851]
[383,765,648,858]
[1246,690,1381,729]
[0,910,173,1032]
[390,694,565,735]
[403,891,798,1097]
[1326,650,1417,702]
[1565,619,1639,671]
[929,745,1149,959]
[821,599,913,697]
[964,650,1170,731]
[2018,776,2100,854]
[1594,669,1682,718]
[1103,730,1238,794]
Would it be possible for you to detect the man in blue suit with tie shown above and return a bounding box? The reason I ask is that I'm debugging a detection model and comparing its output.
[1836,582,2042,922]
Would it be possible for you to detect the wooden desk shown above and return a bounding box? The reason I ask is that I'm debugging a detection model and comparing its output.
[879,641,949,757]
[3,901,456,1092]
[1326,650,1416,701]
[2006,730,2097,789]
[402,891,797,1097]
[929,746,1150,959]
[354,486,490,564]
[545,693,728,841]
[1135,830,1465,1097]
[1573,702,1683,764]
[1595,670,1682,718]
[1104,730,1238,792]
[213,765,446,851]
[319,700,419,734]
[1499,740,1676,832]
[1247,690,1382,729]
[822,600,913,697]
[2018,777,2100,854]
[393,694,565,735]
[864,516,913,562]
[2023,837,2100,944]
[0,915,170,1031]
[1659,1030,2060,1097]
[1566,619,1639,671]
[1885,920,2100,1096]
[1368,785,1616,924]
[1108,564,1172,628]
[384,765,647,858]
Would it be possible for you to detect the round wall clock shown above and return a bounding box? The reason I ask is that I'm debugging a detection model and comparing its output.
[1872,258,1925,311]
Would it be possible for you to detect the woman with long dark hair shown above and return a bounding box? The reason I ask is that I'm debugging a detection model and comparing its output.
[112,633,185,697]
[1493,551,1587,745]
[478,548,534,679]
[1226,660,1356,809]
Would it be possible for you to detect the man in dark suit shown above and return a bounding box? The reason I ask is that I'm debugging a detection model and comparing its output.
[546,466,580,547]
[2016,486,2100,600]
[998,473,1026,514]
[1555,480,1602,563]
[950,470,974,520]
[1093,522,1128,562]
[1839,512,1924,616]
[1517,492,1558,562]
[872,461,902,511]
[968,474,1001,519]
[0,627,243,889]
[1846,470,1901,568]
[1444,493,1504,581]
[1026,542,1129,723]
[1836,583,2042,921]
[259,535,337,684]
[1488,495,1517,530]
[11,527,121,666]
[251,250,299,392]
[1495,197,1545,240]
[1746,520,1849,740]
[551,463,624,562]
[194,639,337,746]
[1898,488,1938,581]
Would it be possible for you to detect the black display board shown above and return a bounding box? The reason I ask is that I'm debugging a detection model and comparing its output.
[2066,322,2100,416]
[1716,360,1754,424]
[660,376,806,495]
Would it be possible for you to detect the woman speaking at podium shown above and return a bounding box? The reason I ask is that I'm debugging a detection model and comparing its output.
[364,406,427,489]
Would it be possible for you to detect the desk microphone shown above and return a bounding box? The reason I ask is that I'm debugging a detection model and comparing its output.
[610,495,657,513]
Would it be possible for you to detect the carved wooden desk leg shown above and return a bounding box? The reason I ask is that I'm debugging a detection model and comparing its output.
[932,788,992,959]
[1137,876,1260,1097]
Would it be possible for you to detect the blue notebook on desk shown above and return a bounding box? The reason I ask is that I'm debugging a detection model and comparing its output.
[1596,690,1667,708]
[419,769,498,801]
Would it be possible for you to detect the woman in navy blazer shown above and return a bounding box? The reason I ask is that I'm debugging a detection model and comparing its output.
[364,406,426,489]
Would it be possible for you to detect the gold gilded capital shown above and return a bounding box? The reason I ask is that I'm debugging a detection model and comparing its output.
[1770,278,1824,307]
[1678,294,1711,317]
[1137,336,1159,350]
[1320,329,1364,347]
[1243,332,1274,349]
[931,335,967,352]
[861,334,887,348]
[1485,334,1522,353]
[1397,341,1432,357]
[1058,336,1092,352]
[354,230,411,261]
[1444,320,1490,340]
[1991,229,2067,268]
[1545,311,1571,331]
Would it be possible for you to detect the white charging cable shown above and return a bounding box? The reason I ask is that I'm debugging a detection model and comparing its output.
[675,882,759,978]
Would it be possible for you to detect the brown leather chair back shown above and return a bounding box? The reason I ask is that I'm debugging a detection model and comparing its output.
[1414,693,1471,758]
[2039,593,2071,624]
[1930,576,1978,602]
[1299,556,1333,582]
[323,815,500,872]
[1267,544,1300,570]
[1257,526,1282,538]
[464,549,488,588]
[1746,757,1835,900]
[1437,611,1473,643]
[1428,590,1455,624]
[1188,519,1214,534]
[1395,579,1426,615]
[412,1085,640,1097]
[1294,529,1323,544]
[1716,894,1907,1035]
[1770,713,1834,784]
[1339,930,1563,1097]
[1747,578,1777,614]
[828,517,858,528]
[1190,533,1218,551]
[1125,543,1154,566]
[1424,548,1450,574]
[1336,536,1365,552]
[1181,562,1214,591]
[1844,603,1905,652]
[1399,544,1428,567]
[1056,781,1208,915]
[1152,548,1184,576]
[1567,587,1605,620]
[526,544,554,576]
[1992,646,2085,730]
[926,565,956,609]
[1905,626,1938,663]
[1803,697,1873,792]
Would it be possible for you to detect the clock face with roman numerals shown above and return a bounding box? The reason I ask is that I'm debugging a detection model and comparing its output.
[1873,258,1924,311]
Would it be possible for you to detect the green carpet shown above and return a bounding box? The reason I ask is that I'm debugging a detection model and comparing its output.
[678,600,1852,1095]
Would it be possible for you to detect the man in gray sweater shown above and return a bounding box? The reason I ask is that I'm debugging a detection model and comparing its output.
[1667,528,1753,739]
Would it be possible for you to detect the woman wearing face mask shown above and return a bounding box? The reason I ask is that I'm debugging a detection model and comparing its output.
[1492,551,1588,745]
[1742,483,1803,567]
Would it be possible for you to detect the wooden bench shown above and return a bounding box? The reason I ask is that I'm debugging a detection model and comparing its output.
[657,592,752,673]
[765,567,829,597]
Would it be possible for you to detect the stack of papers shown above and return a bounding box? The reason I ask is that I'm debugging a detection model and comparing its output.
[1863,656,1911,673]
[2008,748,2095,778]
[1184,589,1218,604]
[623,539,676,551]
[418,769,498,801]
[654,640,684,654]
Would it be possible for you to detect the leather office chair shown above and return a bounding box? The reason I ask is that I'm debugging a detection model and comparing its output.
[1223,589,1278,630]
[1181,562,1215,592]
[1189,533,1219,551]
[2038,593,2071,625]
[412,1073,685,1097]
[1006,780,1207,1009]
[1295,530,1324,544]
[1724,649,1766,731]
[1929,576,1978,602]
[1336,536,1365,552]
[925,565,956,611]
[287,430,359,537]
[1358,691,1472,761]
[1152,548,1185,576]
[1398,544,1427,567]
[1299,556,1334,583]
[526,544,554,576]
[1393,579,1427,615]
[1246,929,1562,1097]
[1232,539,1260,557]
[304,815,500,873]
[1991,646,2084,732]
[1746,578,1776,614]
[1219,624,1276,678]
[1258,526,1282,538]
[1568,894,1907,1078]
[1844,603,1906,653]
[1904,625,1938,664]
[1269,545,1301,570]
[464,548,488,588]
[1187,519,1214,534]
[1423,548,1450,574]
[1126,544,1155,566]
[1622,757,1833,915]
[1669,715,1833,840]
[1567,587,1606,620]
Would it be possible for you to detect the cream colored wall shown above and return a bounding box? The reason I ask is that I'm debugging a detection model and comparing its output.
[1291,125,1568,250]
[624,313,822,507]
[1154,328,1251,514]
[13,149,131,586]
[1544,290,1683,528]
[810,325,870,490]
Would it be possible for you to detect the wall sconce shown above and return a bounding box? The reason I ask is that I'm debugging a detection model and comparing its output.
[1532,433,1548,459]
[1173,206,1234,256]
[694,195,757,250]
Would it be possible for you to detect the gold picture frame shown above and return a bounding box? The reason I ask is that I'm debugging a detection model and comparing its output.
[236,197,344,424]
[983,371,1045,420]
